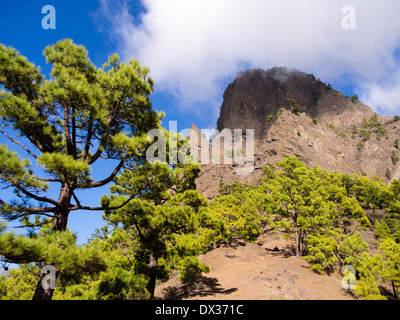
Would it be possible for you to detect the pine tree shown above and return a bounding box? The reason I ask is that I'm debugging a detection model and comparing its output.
[288,99,300,114]
[338,232,370,268]
[99,137,221,299]
[379,238,400,299]
[209,194,261,243]
[302,234,339,274]
[262,156,318,257]
[0,227,107,299]
[390,180,400,201]
[352,174,393,215]
[355,263,386,300]
[0,39,161,299]
[261,156,370,260]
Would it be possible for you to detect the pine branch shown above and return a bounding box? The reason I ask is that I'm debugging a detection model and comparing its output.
[86,96,123,165]
[86,160,124,188]
[0,198,55,214]
[80,115,93,161]
[71,105,77,159]
[86,132,107,165]
[37,177,62,183]
[14,184,60,208]
[63,105,74,157]
[69,182,150,212]
[0,128,37,159]
[68,193,136,212]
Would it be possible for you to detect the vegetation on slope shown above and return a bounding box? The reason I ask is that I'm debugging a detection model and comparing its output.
[0,40,399,301]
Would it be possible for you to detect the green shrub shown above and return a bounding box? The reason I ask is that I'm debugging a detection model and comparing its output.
[328,123,336,131]
[338,131,347,139]
[351,125,358,139]
[289,99,300,115]
[392,151,399,165]
[360,129,371,141]
[302,234,339,274]
[209,195,262,243]
[386,168,392,180]
[339,232,369,268]
[362,113,388,140]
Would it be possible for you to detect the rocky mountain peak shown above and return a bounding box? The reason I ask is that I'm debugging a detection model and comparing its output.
[193,67,400,199]
[216,67,373,140]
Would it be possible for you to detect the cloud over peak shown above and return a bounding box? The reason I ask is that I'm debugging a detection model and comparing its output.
[96,0,400,121]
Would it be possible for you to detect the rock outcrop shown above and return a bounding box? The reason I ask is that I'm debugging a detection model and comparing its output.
[192,67,400,199]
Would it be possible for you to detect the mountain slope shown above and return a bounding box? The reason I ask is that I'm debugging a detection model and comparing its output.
[156,67,398,301]
[194,67,400,199]
[155,230,355,300]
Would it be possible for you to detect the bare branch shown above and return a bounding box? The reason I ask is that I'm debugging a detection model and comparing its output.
[63,105,74,157]
[84,160,125,189]
[69,181,150,212]
[71,190,81,207]
[86,96,123,165]
[0,128,37,159]
[68,193,136,212]
[14,184,60,208]
[71,105,77,159]
[0,198,55,214]
[36,177,62,183]
[80,115,93,161]
[86,132,107,165]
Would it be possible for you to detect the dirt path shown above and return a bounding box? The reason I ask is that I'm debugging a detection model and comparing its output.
[155,231,356,300]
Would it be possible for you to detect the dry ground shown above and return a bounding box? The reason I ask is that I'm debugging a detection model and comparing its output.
[155,230,356,300]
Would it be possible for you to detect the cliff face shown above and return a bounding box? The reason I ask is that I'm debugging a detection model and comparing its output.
[216,67,374,139]
[193,67,400,199]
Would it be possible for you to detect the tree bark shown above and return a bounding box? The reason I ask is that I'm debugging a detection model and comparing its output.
[147,272,157,300]
[295,226,301,258]
[392,280,398,299]
[146,253,158,299]
[52,183,72,232]
[52,209,69,232]
[33,184,71,300]
[32,272,54,300]
[292,208,301,258]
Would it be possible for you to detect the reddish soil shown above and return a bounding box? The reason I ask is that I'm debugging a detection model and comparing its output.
[155,230,356,300]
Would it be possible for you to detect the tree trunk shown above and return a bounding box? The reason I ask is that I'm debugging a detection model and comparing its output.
[52,183,72,232]
[295,226,301,258]
[33,184,71,300]
[146,253,158,299]
[32,272,54,300]
[52,209,69,232]
[392,280,398,299]
[292,209,301,258]
[147,272,157,300]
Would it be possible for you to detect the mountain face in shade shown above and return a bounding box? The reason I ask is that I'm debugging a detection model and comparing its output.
[216,67,373,140]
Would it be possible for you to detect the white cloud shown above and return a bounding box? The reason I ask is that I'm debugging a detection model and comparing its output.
[359,69,400,116]
[97,0,400,120]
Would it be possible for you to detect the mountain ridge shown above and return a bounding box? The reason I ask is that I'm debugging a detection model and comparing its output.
[192,67,400,199]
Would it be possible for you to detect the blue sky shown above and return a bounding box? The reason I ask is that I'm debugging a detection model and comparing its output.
[1,0,400,245]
